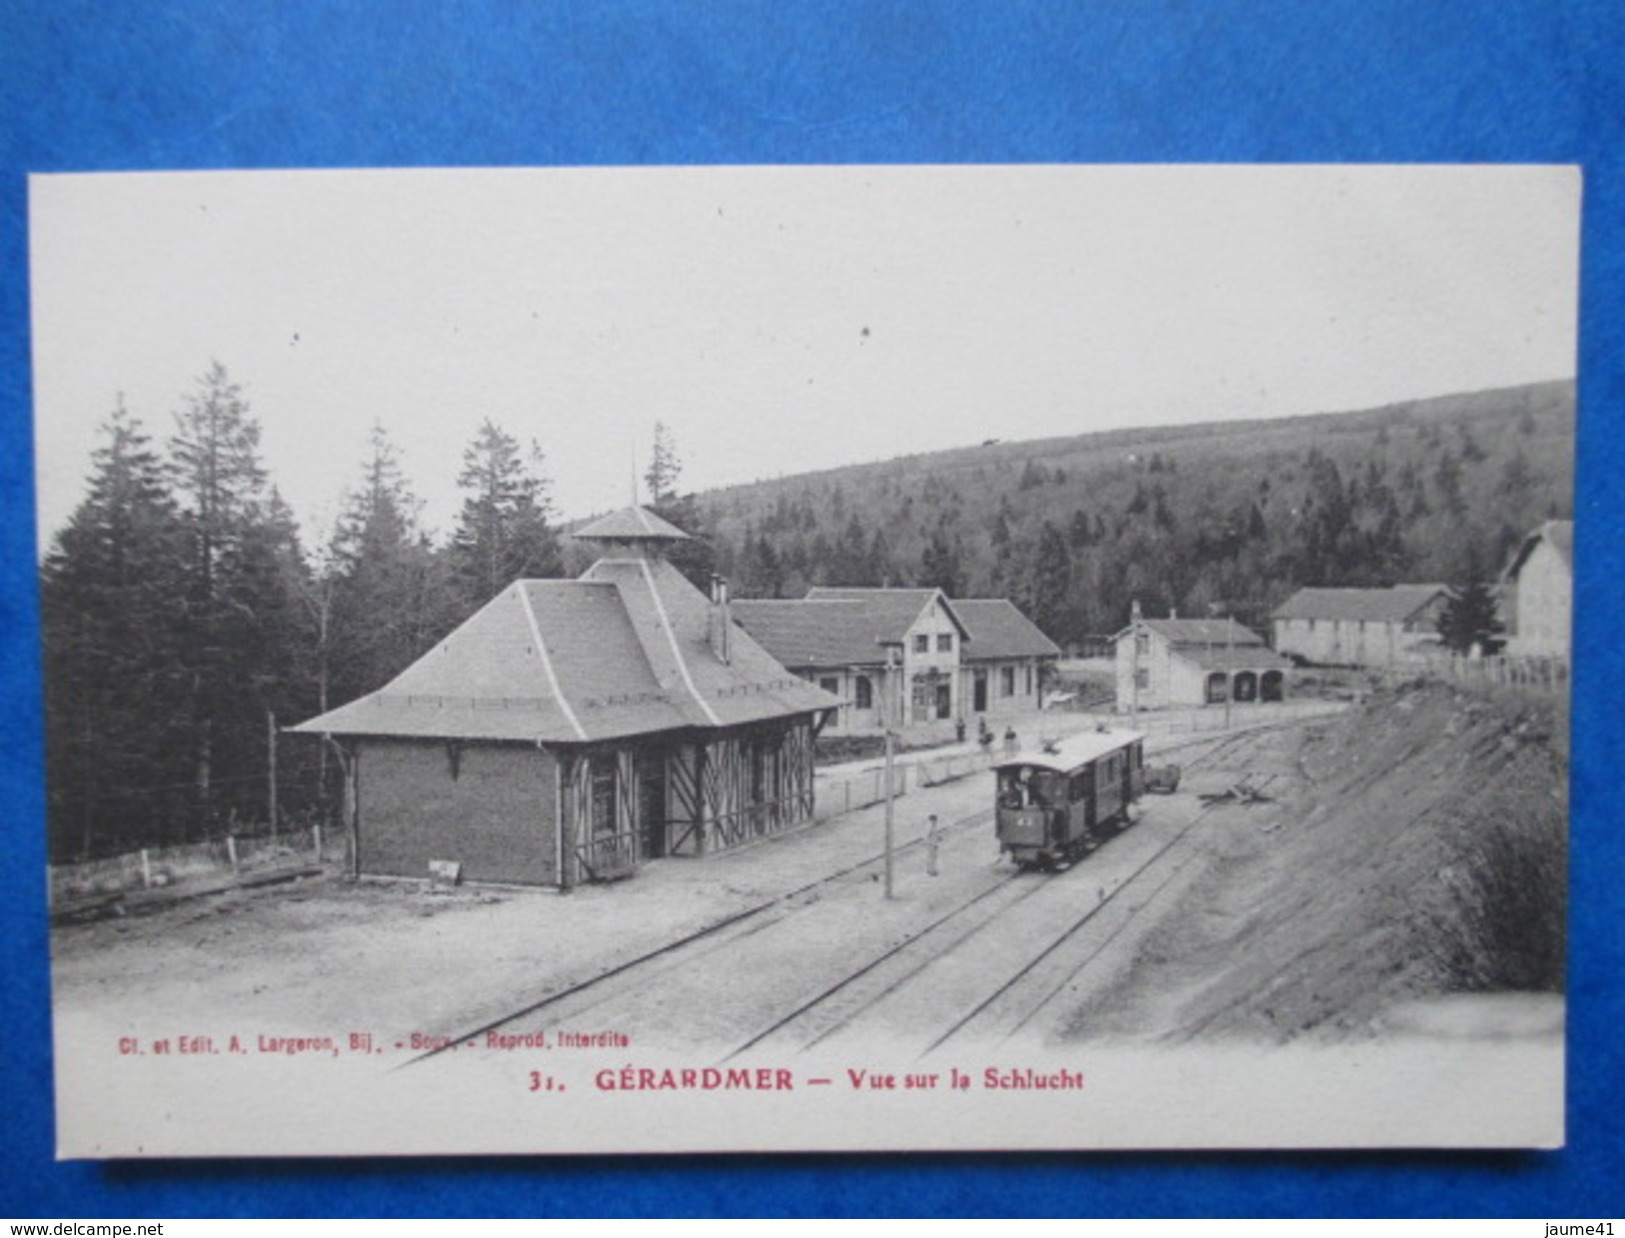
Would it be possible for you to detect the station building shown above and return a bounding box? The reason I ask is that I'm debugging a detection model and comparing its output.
[730,589,1059,734]
[291,507,840,887]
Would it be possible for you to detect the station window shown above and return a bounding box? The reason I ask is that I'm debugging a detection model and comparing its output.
[1135,668,1149,690]
[591,756,617,838]
[938,633,953,653]
[1001,666,1016,696]
[854,676,873,709]
[914,634,930,654]
[819,676,839,696]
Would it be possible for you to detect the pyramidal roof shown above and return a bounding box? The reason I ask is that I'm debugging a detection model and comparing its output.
[291,555,837,744]
[572,505,691,543]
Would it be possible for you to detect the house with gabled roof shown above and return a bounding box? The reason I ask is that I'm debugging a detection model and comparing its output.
[290,507,840,888]
[730,588,1060,733]
[1114,612,1291,710]
[1502,519,1573,658]
[1271,583,1451,667]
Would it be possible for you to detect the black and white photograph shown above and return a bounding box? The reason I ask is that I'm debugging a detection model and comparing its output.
[32,164,1576,1156]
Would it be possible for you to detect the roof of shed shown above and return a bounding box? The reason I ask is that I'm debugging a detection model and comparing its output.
[290,555,837,744]
[729,598,891,668]
[1270,584,1450,623]
[953,598,1062,661]
[1505,519,1575,579]
[1130,617,1268,647]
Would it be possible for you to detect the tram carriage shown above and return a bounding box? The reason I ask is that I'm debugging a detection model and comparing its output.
[995,729,1147,869]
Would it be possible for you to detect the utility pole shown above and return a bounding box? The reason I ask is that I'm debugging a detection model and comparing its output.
[1129,599,1142,725]
[883,644,898,900]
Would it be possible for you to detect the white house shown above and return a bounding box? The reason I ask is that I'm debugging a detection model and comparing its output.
[1271,584,1451,667]
[1502,520,1573,658]
[1114,614,1290,710]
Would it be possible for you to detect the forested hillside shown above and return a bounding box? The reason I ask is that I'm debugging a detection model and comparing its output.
[696,381,1574,642]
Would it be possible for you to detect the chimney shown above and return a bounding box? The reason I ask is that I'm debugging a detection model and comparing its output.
[709,575,732,665]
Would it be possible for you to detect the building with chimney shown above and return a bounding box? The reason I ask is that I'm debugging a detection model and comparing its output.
[1114,610,1291,710]
[291,507,840,887]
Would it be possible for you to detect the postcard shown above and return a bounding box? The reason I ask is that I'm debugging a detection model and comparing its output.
[33,165,1575,1155]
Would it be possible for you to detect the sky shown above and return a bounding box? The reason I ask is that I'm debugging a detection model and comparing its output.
[28,164,1580,554]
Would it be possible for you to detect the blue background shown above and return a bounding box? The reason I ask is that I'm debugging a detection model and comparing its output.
[2,0,1621,1218]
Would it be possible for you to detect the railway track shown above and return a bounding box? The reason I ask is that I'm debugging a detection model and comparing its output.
[409,710,1314,1066]
[406,803,999,1065]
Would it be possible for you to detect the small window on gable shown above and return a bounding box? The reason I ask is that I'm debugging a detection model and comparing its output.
[1135,632,1150,655]
[938,633,953,653]
[914,634,930,654]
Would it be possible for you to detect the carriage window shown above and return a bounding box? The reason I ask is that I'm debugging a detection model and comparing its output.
[1070,772,1089,800]
[998,770,1024,809]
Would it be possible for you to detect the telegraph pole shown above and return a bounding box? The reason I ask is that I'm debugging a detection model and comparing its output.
[1129,599,1142,725]
[1224,613,1234,730]
[883,645,898,900]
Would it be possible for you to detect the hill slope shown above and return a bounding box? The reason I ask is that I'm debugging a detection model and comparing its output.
[1072,680,1567,1043]
[690,380,1574,642]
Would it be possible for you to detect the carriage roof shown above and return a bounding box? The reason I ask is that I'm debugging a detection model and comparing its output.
[994,728,1146,774]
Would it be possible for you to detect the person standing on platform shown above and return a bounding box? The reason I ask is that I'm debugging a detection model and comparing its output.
[925,813,942,877]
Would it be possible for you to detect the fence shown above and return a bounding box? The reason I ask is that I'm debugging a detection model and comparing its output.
[816,748,998,817]
[1084,699,1352,738]
[48,823,339,908]
[1384,652,1570,698]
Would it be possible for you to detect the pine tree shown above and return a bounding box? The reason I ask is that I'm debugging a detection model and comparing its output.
[1026,521,1072,639]
[167,362,280,834]
[919,525,963,597]
[1437,577,1506,655]
[327,425,452,704]
[451,419,563,609]
[645,421,682,505]
[41,399,191,857]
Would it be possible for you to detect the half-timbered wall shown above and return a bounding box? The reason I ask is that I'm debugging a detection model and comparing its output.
[357,739,557,885]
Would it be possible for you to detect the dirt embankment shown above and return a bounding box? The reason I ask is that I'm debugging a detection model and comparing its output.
[1076,681,1567,1044]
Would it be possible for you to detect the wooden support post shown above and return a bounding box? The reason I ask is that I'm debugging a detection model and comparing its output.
[313,823,323,861]
[226,835,239,871]
[140,848,152,889]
